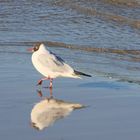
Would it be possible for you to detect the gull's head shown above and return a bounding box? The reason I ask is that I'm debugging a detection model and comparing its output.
[27,43,46,53]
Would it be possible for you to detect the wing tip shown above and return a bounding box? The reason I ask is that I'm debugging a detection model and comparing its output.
[74,70,92,77]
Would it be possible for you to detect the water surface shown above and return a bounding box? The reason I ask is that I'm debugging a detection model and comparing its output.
[0,2,140,139]
[0,0,140,84]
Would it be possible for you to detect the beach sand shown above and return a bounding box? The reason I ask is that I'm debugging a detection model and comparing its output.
[0,52,140,140]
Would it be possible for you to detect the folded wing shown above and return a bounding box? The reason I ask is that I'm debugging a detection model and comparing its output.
[37,52,74,74]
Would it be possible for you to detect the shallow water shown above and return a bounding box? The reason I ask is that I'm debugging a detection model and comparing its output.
[1,1,140,139]
[0,48,140,140]
[0,0,140,84]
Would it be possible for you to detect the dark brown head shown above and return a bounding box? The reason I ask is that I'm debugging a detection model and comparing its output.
[33,42,42,52]
[27,42,42,52]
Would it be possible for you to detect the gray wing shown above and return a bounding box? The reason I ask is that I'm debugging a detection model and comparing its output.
[49,51,65,66]
[37,52,73,73]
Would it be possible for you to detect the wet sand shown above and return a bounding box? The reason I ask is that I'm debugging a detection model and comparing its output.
[0,0,140,139]
[0,52,140,140]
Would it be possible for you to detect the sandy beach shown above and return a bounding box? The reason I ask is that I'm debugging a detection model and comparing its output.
[0,50,140,140]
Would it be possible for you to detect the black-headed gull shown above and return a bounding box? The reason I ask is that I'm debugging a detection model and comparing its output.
[28,43,91,88]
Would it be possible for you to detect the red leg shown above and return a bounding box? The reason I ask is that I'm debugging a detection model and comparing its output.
[37,77,50,86]
[37,79,43,85]
[49,78,53,89]
[49,87,53,98]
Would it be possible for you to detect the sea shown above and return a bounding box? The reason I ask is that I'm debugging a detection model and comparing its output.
[0,0,140,84]
[0,1,140,139]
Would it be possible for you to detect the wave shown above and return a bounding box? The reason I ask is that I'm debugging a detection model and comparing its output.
[102,0,140,7]
[53,0,140,29]
[0,41,140,56]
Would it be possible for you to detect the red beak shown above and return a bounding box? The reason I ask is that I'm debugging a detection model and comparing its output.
[27,47,34,52]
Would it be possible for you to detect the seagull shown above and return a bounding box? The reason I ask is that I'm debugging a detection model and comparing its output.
[28,43,91,88]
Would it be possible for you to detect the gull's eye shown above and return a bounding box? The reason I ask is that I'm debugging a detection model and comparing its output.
[34,46,39,51]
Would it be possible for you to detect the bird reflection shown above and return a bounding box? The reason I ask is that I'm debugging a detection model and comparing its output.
[31,90,85,130]
[37,87,53,97]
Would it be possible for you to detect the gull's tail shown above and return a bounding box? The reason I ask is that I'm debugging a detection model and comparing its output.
[74,70,92,77]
